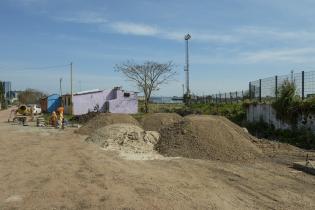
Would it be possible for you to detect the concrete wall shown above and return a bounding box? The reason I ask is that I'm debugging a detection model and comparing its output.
[109,90,138,114]
[246,104,315,131]
[70,89,138,115]
[73,90,110,115]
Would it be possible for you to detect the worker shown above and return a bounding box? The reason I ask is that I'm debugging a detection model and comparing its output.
[57,106,64,115]
[57,111,64,129]
[56,106,64,129]
[30,106,34,122]
[50,111,57,127]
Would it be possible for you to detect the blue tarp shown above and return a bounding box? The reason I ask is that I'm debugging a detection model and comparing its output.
[47,94,61,113]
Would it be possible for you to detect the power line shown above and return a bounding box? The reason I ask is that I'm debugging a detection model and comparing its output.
[23,64,70,70]
[0,64,70,72]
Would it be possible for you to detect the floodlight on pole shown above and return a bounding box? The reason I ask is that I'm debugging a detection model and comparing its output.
[184,34,191,95]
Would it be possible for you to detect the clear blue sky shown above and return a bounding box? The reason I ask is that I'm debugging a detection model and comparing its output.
[1,0,315,96]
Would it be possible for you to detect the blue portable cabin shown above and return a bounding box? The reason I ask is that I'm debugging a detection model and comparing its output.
[40,94,61,113]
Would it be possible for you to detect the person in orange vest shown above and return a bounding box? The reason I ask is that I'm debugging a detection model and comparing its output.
[57,106,64,129]
[57,106,64,115]
[50,111,57,127]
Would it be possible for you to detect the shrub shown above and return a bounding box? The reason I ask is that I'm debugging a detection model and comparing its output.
[272,80,302,126]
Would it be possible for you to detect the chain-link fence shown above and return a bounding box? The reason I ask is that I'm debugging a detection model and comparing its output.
[249,71,311,100]
[192,70,315,104]
[192,90,249,104]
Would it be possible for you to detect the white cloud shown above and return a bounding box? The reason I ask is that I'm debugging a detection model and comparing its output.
[109,22,159,36]
[55,11,107,24]
[54,11,237,44]
[241,47,315,63]
[237,26,315,41]
[107,21,238,44]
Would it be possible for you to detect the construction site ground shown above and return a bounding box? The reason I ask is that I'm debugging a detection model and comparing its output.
[1,109,315,210]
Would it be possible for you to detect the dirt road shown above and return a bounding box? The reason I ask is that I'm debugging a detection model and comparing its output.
[0,109,315,209]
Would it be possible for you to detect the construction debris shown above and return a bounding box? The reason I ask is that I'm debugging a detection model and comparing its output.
[36,117,45,127]
[86,123,162,160]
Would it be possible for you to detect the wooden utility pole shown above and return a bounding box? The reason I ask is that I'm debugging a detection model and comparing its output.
[70,62,73,96]
[70,62,73,114]
[59,78,62,96]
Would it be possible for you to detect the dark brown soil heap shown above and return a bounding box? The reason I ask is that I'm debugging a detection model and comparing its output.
[141,113,183,131]
[77,113,140,135]
[155,115,262,161]
[71,112,99,124]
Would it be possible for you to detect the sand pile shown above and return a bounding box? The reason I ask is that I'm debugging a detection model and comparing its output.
[155,115,262,161]
[86,124,162,160]
[77,113,140,135]
[141,113,183,131]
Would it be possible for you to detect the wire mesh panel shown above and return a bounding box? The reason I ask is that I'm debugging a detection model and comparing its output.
[304,71,315,98]
[293,72,302,97]
[261,76,276,98]
[261,77,276,98]
[276,74,290,92]
[250,80,260,99]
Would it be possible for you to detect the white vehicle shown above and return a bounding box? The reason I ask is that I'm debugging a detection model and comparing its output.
[27,104,42,115]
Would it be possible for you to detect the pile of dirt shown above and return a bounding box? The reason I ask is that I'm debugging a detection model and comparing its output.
[77,113,140,135]
[155,115,262,161]
[141,113,183,131]
[86,124,161,160]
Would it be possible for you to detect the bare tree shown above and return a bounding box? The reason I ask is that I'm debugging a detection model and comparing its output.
[18,89,46,104]
[115,61,176,113]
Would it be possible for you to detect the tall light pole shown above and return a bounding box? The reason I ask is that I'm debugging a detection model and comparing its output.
[184,34,191,96]
[59,78,63,96]
[70,62,73,97]
[70,62,73,114]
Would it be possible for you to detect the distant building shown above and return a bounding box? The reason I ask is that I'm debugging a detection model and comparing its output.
[8,90,21,103]
[40,94,61,113]
[3,81,12,99]
[62,87,138,115]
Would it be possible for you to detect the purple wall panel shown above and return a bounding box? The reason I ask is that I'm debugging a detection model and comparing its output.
[72,89,138,115]
[73,90,110,115]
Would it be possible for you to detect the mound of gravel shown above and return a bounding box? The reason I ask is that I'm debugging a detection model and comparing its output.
[141,113,183,131]
[155,115,262,161]
[77,113,140,135]
[86,124,161,159]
